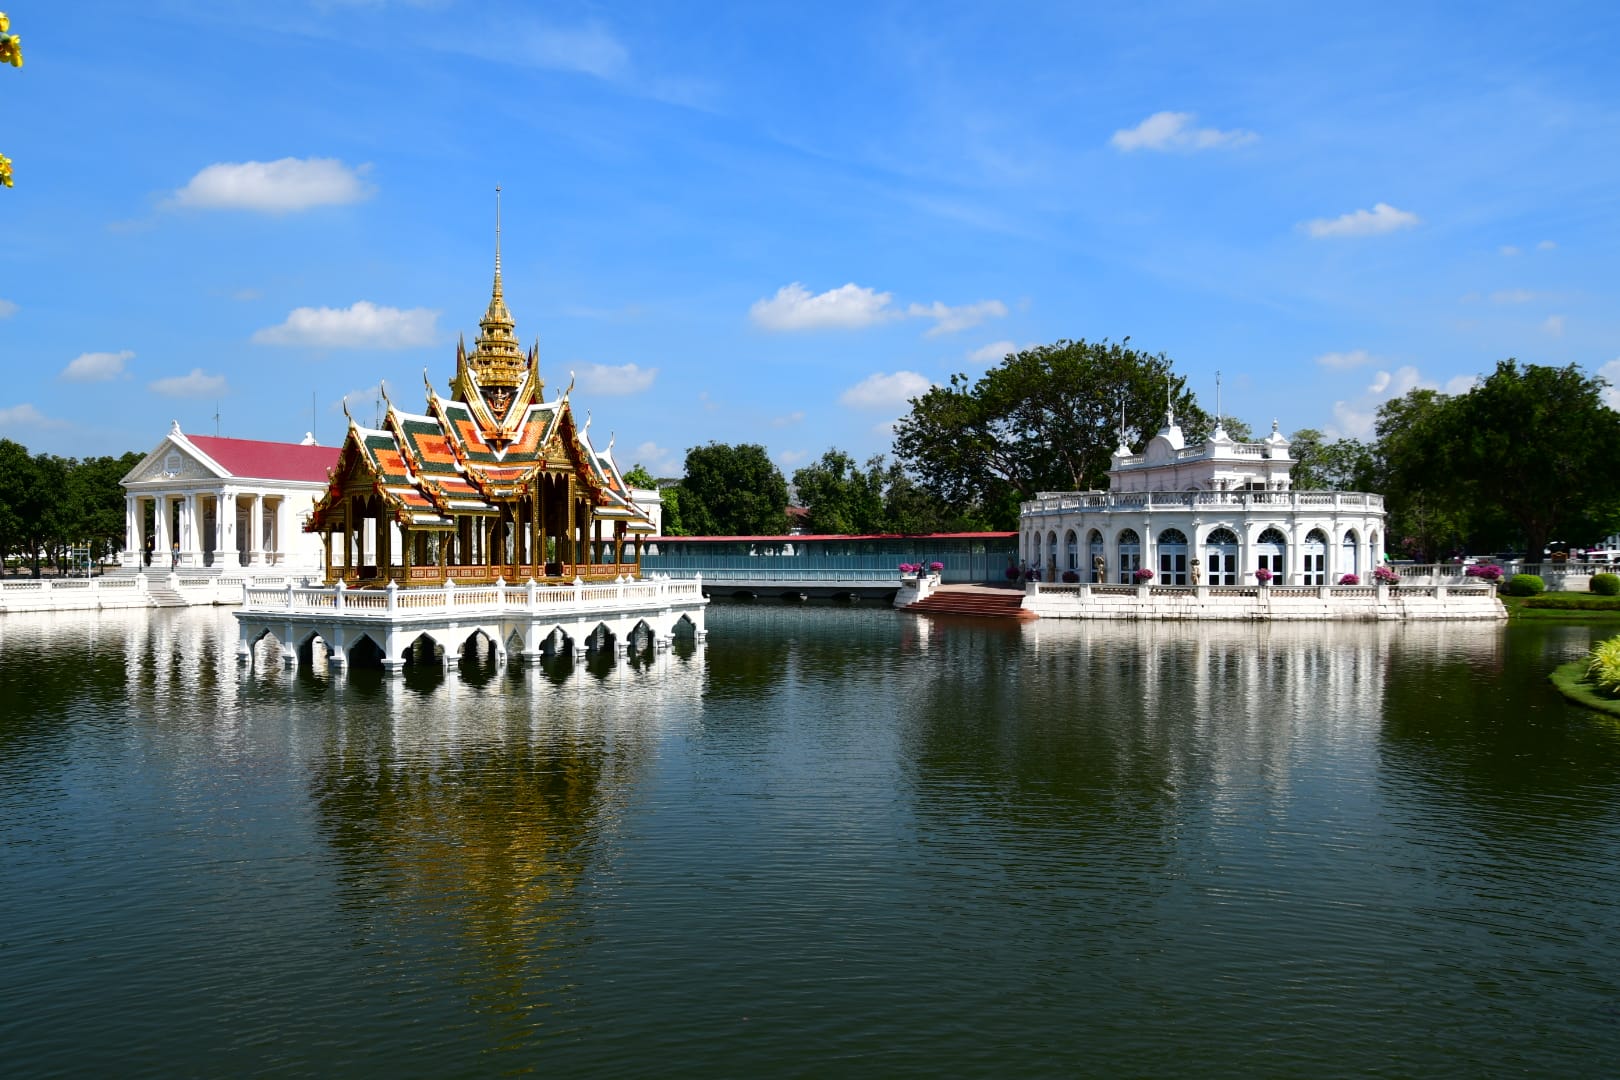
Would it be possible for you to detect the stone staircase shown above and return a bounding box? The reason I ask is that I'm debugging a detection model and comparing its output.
[143,579,189,608]
[904,584,1038,620]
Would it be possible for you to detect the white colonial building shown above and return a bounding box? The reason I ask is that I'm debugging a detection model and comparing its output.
[121,422,340,572]
[1020,410,1386,587]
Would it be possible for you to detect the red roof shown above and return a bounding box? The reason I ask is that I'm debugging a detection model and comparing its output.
[648,531,1017,542]
[187,434,341,483]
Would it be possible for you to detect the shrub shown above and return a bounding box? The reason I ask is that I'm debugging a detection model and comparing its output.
[1254,568,1274,583]
[1005,565,1021,581]
[1465,564,1504,582]
[1591,573,1620,596]
[1133,567,1154,582]
[1339,573,1359,585]
[1061,569,1079,583]
[1372,565,1400,584]
[1506,573,1546,596]
[1586,636,1620,696]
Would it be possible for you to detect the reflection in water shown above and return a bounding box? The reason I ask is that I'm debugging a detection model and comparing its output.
[3,606,1619,1076]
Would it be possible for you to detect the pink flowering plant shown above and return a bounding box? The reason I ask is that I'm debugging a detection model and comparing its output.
[1464,563,1504,581]
[1373,565,1400,584]
[1339,573,1359,585]
[929,561,944,572]
[898,563,918,574]
[1255,567,1274,583]
[1133,567,1154,582]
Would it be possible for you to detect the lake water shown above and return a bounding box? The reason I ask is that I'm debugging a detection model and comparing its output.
[3,605,1619,1077]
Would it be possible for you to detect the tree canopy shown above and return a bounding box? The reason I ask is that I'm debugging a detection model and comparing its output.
[1367,361,1620,560]
[0,439,142,575]
[892,338,1207,529]
[790,450,959,535]
[674,442,788,536]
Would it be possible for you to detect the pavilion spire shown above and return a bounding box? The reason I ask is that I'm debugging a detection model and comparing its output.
[466,183,524,414]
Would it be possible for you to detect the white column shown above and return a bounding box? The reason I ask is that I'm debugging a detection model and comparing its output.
[154,494,171,563]
[185,493,201,566]
[249,493,265,566]
[124,496,139,562]
[222,489,237,565]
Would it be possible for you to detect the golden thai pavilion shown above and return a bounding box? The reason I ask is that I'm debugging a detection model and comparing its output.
[306,238,656,586]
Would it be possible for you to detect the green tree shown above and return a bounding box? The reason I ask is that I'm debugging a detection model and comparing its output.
[68,452,143,562]
[1444,360,1620,561]
[1370,389,1472,561]
[1290,428,1374,491]
[791,450,886,535]
[893,338,1206,529]
[622,463,657,489]
[675,442,788,536]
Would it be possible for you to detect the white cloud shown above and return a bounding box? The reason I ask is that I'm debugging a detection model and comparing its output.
[1303,202,1420,238]
[515,20,629,79]
[253,301,439,348]
[1490,289,1536,304]
[872,419,900,437]
[0,403,65,428]
[907,299,1008,336]
[627,440,682,478]
[1500,245,1522,257]
[1543,314,1565,337]
[1444,375,1480,396]
[1600,360,1620,411]
[0,298,17,318]
[1316,349,1375,370]
[1537,239,1557,251]
[1110,111,1257,152]
[61,350,134,382]
[1330,366,1436,439]
[776,449,808,467]
[750,282,898,331]
[150,369,228,399]
[969,340,1016,365]
[173,157,374,213]
[572,362,658,396]
[840,371,934,409]
[771,411,805,428]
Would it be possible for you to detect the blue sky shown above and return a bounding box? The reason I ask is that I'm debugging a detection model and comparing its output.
[4,2,1619,476]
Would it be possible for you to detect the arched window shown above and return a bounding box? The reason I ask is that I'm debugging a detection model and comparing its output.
[1256,527,1287,583]
[1031,531,1042,569]
[1369,530,1381,564]
[1048,531,1059,577]
[1302,528,1329,585]
[1341,529,1360,577]
[1065,529,1078,571]
[1088,529,1105,582]
[1117,529,1141,584]
[1204,526,1239,586]
[1158,528,1189,585]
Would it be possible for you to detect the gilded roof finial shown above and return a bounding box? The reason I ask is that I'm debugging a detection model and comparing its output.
[493,183,503,300]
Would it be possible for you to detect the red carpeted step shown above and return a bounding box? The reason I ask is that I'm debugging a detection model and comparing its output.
[903,586,1038,619]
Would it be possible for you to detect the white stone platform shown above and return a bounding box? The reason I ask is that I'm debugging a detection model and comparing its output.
[234,576,708,673]
[1021,581,1506,620]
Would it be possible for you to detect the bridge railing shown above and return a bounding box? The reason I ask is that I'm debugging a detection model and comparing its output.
[241,575,704,617]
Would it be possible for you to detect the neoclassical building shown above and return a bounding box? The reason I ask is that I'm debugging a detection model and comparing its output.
[122,424,339,571]
[1020,409,1386,586]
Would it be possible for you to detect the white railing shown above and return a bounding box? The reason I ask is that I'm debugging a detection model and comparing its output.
[1029,581,1496,599]
[1023,490,1385,514]
[241,575,704,618]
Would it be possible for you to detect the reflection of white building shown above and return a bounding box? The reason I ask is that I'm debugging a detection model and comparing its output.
[122,422,339,571]
[1020,410,1386,586]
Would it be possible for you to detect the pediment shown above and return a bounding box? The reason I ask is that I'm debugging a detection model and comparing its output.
[123,436,227,486]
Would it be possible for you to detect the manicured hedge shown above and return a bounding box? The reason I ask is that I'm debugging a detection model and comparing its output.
[1506,573,1546,596]
[1590,573,1620,596]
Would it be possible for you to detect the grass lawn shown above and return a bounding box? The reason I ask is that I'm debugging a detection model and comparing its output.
[1549,659,1620,718]
[1501,594,1620,620]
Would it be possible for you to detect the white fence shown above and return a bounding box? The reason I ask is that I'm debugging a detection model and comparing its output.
[241,575,704,619]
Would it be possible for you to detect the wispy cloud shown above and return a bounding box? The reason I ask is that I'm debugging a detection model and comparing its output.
[1490,289,1536,304]
[751,282,898,331]
[1303,202,1420,239]
[969,340,1016,366]
[61,350,134,382]
[840,371,933,409]
[1110,111,1257,152]
[253,301,439,348]
[1600,360,1620,411]
[907,299,1007,337]
[173,158,374,213]
[150,369,228,399]
[776,449,808,467]
[1316,349,1375,370]
[627,440,682,478]
[770,411,805,428]
[1537,239,1557,251]
[0,403,66,428]
[572,362,658,396]
[751,283,1007,336]
[1500,245,1522,256]
[0,298,17,319]
[1543,314,1565,337]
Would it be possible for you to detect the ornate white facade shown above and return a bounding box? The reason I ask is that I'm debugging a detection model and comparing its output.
[121,422,339,572]
[1020,412,1386,587]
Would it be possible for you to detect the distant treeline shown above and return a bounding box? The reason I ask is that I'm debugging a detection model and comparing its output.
[0,439,143,575]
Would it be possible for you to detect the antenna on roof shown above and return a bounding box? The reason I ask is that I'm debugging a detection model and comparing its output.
[1215,370,1222,426]
[214,401,220,437]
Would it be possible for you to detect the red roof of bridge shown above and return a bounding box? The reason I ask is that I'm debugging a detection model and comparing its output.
[187,434,340,483]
